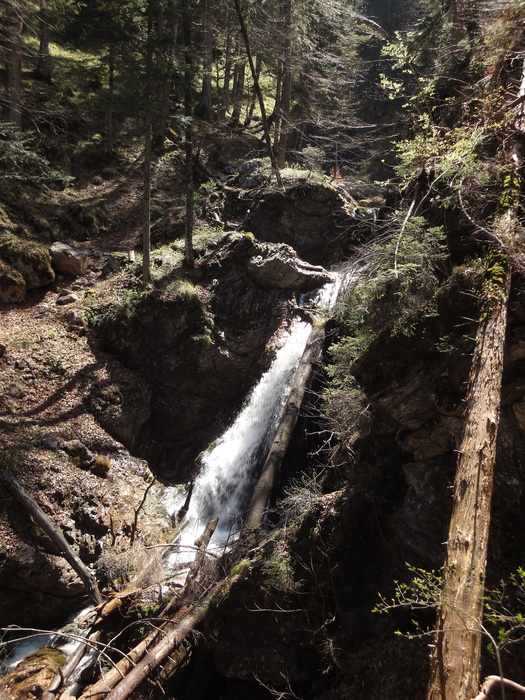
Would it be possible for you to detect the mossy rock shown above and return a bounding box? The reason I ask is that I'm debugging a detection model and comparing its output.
[0,233,55,290]
[0,258,26,302]
[0,647,66,699]
[90,455,111,478]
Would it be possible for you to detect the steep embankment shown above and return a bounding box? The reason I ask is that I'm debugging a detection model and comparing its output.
[0,176,364,632]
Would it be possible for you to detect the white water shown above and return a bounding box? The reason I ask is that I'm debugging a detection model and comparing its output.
[164,276,346,562]
[165,318,313,559]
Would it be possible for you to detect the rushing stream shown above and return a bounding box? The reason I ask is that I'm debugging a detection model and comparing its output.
[164,276,343,561]
[1,273,348,688]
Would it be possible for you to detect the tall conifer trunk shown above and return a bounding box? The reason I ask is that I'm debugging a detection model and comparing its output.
[142,0,154,285]
[276,0,292,167]
[426,231,511,700]
[4,0,23,128]
[182,0,194,268]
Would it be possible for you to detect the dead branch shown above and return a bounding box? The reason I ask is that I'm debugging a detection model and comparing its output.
[472,675,525,699]
[0,471,103,606]
[102,603,208,700]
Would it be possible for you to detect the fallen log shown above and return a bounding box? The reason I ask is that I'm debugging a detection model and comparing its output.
[103,603,208,700]
[42,628,102,700]
[242,322,325,534]
[74,627,158,700]
[0,471,103,606]
[75,519,219,699]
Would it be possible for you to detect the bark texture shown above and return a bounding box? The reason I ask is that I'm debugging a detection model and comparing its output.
[426,241,511,700]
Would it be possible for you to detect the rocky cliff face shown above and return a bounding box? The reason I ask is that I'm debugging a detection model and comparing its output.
[201,270,525,700]
[97,234,333,477]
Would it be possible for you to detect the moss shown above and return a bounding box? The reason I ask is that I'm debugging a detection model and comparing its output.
[90,455,111,477]
[0,233,51,267]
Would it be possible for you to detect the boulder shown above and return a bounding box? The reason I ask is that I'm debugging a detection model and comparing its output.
[0,259,25,302]
[0,235,55,296]
[0,647,66,700]
[50,242,91,276]
[244,182,363,264]
[246,243,333,291]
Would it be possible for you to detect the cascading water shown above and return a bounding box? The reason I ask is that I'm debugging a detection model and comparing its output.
[164,275,346,562]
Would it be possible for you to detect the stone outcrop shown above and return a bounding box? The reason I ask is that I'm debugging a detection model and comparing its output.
[0,259,26,302]
[243,182,365,264]
[0,235,55,301]
[50,241,91,276]
[246,243,333,290]
[98,235,333,476]
[0,647,66,700]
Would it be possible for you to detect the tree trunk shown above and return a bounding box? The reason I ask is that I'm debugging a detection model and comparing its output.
[153,4,178,152]
[182,0,194,268]
[4,0,24,128]
[230,58,245,126]
[426,236,511,700]
[35,0,52,83]
[103,604,207,700]
[142,1,154,286]
[218,15,233,121]
[272,59,283,152]
[107,44,115,157]
[196,0,214,119]
[276,0,292,168]
[232,0,283,188]
[243,322,325,534]
[1,471,103,606]
[244,54,261,127]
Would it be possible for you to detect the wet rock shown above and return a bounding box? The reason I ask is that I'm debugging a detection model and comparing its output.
[50,242,91,276]
[0,647,66,700]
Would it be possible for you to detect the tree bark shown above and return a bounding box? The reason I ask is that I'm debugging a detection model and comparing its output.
[243,322,325,534]
[182,0,194,268]
[196,0,214,119]
[275,0,292,168]
[426,235,511,700]
[1,472,103,606]
[218,14,233,121]
[230,58,245,126]
[35,0,52,83]
[232,0,283,188]
[4,0,24,128]
[472,675,525,699]
[142,0,154,285]
[102,604,207,700]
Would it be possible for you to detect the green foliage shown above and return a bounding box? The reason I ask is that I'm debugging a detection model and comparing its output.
[332,218,446,361]
[323,218,446,446]
[373,563,443,630]
[0,122,69,184]
[261,547,296,592]
[277,470,323,526]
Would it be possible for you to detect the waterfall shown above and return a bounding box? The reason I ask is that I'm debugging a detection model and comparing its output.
[164,276,344,561]
[164,319,312,562]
